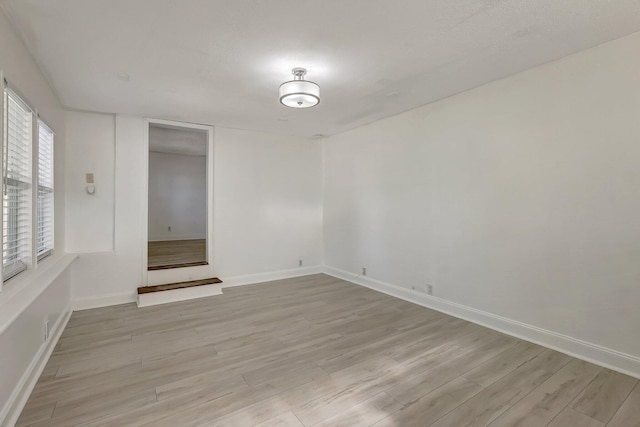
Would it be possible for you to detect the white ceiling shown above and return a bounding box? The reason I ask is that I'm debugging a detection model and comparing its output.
[2,0,640,138]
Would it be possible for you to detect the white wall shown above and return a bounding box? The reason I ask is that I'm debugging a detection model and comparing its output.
[213,127,323,277]
[323,33,640,360]
[65,112,115,252]
[70,121,323,304]
[70,116,145,305]
[0,9,70,422]
[148,152,206,241]
[0,270,70,420]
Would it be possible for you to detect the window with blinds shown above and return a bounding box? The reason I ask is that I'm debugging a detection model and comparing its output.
[3,90,33,281]
[37,121,54,260]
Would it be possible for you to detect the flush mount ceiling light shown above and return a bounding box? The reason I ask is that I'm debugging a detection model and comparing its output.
[279,67,320,108]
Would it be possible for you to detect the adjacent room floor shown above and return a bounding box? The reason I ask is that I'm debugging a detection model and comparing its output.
[147,239,206,269]
[17,274,639,426]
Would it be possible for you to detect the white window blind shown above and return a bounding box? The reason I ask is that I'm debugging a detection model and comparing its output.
[3,89,32,281]
[37,120,54,260]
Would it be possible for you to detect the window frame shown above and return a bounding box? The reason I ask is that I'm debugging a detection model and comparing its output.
[1,74,55,287]
[3,85,33,282]
[36,119,54,261]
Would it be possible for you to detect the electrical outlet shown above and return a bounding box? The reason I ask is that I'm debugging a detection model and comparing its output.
[85,173,94,184]
[43,318,49,341]
[362,267,367,276]
[298,259,303,267]
[411,284,433,295]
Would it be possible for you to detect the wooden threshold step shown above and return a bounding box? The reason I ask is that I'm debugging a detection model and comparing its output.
[137,277,223,295]
[148,261,208,271]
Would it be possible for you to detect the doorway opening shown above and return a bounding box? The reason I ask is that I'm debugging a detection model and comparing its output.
[147,123,208,270]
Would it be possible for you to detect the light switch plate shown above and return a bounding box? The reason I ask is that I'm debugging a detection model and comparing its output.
[86,173,94,183]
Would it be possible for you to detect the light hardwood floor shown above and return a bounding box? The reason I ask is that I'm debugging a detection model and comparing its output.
[147,239,206,269]
[17,274,639,426]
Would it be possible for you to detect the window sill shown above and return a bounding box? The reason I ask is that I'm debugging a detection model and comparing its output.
[0,253,78,335]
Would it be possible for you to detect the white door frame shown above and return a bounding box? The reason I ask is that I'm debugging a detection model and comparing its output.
[142,118,215,286]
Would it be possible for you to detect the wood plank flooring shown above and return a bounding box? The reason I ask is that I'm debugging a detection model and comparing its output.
[17,274,639,426]
[147,239,206,269]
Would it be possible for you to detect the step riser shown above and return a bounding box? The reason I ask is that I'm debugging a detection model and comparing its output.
[137,283,223,307]
[147,269,218,286]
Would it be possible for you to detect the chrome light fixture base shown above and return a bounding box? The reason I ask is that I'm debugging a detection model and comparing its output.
[279,67,320,108]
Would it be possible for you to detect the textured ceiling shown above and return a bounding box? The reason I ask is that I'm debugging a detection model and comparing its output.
[2,0,640,138]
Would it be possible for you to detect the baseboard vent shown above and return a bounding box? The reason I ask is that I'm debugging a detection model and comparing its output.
[137,277,223,307]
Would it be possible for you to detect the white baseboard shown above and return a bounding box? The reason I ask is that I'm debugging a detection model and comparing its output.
[137,265,322,307]
[74,292,136,311]
[324,266,640,379]
[138,266,324,307]
[73,266,323,310]
[137,265,323,307]
[221,266,323,289]
[1,303,72,427]
[137,283,223,307]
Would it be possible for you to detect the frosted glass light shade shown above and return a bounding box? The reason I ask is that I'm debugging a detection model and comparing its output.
[279,80,320,108]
